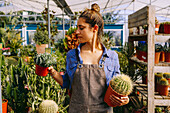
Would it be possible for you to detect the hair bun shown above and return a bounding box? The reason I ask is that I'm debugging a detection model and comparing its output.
[91,3,100,12]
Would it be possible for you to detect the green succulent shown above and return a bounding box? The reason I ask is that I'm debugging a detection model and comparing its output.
[159,78,169,86]
[38,100,58,113]
[110,74,133,95]
[34,53,56,67]
[163,73,170,79]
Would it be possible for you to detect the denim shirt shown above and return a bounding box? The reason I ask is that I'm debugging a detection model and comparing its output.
[61,43,120,89]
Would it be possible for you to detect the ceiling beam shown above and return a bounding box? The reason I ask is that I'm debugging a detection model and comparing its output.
[53,0,73,17]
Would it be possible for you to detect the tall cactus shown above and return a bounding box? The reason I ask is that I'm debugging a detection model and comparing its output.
[110,74,133,95]
[38,100,58,113]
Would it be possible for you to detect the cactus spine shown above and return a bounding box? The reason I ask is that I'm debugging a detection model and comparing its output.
[38,100,58,113]
[159,78,169,86]
[110,74,133,95]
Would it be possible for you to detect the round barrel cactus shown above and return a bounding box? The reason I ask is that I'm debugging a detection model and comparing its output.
[38,100,58,113]
[110,74,133,95]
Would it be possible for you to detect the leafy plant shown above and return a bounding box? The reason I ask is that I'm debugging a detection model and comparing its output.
[6,28,24,56]
[63,27,79,52]
[2,58,29,113]
[110,74,133,95]
[128,96,147,113]
[34,53,56,67]
[34,29,49,45]
[101,31,115,49]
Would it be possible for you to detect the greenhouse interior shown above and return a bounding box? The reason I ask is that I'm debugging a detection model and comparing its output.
[0,0,170,113]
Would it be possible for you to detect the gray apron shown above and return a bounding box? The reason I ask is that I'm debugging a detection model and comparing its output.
[69,50,113,113]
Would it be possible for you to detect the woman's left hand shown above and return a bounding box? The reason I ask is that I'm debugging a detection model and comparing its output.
[109,94,129,107]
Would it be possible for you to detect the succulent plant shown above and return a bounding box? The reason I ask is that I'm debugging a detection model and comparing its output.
[159,78,169,86]
[34,53,56,67]
[163,73,170,79]
[110,74,133,95]
[38,100,58,113]
[155,73,163,83]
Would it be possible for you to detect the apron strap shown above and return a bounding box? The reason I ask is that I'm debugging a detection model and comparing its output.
[99,54,107,68]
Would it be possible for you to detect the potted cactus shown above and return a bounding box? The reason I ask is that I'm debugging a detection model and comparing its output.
[34,53,56,76]
[34,29,49,54]
[155,44,162,64]
[104,74,133,107]
[158,78,169,96]
[38,100,58,113]
[163,73,170,85]
[155,72,163,92]
[155,17,160,34]
[164,43,170,62]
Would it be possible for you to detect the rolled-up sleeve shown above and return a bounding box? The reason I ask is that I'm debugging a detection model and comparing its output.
[60,52,71,89]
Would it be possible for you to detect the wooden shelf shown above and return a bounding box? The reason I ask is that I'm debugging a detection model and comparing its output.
[155,34,170,42]
[129,34,147,41]
[134,82,170,106]
[130,56,170,66]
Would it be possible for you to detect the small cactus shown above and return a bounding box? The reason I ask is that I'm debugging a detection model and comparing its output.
[110,74,133,95]
[38,100,58,113]
[163,73,170,79]
[155,73,163,83]
[159,78,169,86]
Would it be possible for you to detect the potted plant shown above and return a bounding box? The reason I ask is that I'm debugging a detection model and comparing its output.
[159,22,170,34]
[164,43,170,62]
[136,41,147,62]
[155,17,160,34]
[104,74,133,107]
[158,77,169,96]
[38,100,58,113]
[34,29,49,54]
[155,72,163,92]
[2,99,8,113]
[129,96,147,113]
[34,53,56,76]
[163,73,170,85]
[155,44,162,64]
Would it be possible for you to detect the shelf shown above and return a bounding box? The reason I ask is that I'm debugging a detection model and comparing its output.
[155,34,170,42]
[134,82,170,106]
[129,34,170,42]
[130,56,170,67]
[129,34,147,41]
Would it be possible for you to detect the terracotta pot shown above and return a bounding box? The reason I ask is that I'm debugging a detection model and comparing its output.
[155,24,160,34]
[36,44,48,54]
[158,85,169,96]
[104,83,126,107]
[155,52,161,64]
[159,51,165,62]
[35,64,48,77]
[2,99,8,113]
[165,52,170,62]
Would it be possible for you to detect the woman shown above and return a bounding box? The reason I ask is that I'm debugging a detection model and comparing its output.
[48,3,129,113]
